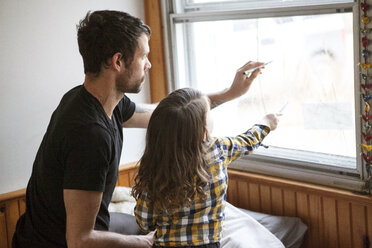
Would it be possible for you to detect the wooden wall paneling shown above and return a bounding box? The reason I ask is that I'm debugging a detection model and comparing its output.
[295,193,307,217]
[337,200,352,248]
[368,206,372,246]
[296,192,310,247]
[0,190,25,204]
[18,199,26,216]
[128,169,136,187]
[351,203,367,248]
[308,194,323,247]
[144,0,168,103]
[322,197,339,248]
[118,164,138,187]
[227,178,238,206]
[2,166,372,248]
[248,183,261,212]
[259,185,271,214]
[0,205,8,248]
[271,187,283,216]
[283,189,297,217]
[237,181,249,210]
[118,171,130,187]
[5,200,19,248]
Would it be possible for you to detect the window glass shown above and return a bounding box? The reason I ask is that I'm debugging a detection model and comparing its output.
[175,13,355,160]
[184,0,355,11]
[186,0,354,5]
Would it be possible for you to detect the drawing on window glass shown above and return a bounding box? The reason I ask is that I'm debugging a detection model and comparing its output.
[176,13,355,159]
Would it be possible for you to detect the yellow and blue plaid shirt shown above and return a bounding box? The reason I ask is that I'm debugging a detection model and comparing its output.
[134,124,270,247]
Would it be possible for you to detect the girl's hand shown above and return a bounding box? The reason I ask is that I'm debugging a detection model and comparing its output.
[259,113,281,131]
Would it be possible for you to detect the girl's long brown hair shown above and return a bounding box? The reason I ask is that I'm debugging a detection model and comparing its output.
[132,88,210,213]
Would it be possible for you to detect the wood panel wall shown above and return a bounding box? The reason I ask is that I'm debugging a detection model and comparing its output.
[0,189,26,248]
[144,0,168,103]
[1,165,372,248]
[227,169,372,248]
[117,163,138,188]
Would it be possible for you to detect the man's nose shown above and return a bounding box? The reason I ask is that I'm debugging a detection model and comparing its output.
[146,60,152,70]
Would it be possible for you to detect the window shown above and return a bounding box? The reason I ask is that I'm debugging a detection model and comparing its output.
[161,0,366,191]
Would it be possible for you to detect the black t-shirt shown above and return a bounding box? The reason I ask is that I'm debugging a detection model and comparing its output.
[13,85,135,248]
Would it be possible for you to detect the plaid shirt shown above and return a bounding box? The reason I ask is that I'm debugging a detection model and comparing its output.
[135,124,270,247]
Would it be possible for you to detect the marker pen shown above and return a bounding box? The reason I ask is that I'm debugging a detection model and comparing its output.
[243,61,273,75]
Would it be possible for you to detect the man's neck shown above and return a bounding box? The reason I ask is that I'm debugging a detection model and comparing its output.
[83,73,124,119]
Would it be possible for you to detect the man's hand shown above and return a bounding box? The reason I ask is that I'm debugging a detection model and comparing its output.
[259,113,281,131]
[227,61,265,99]
[141,231,155,246]
[129,232,154,247]
[208,61,264,109]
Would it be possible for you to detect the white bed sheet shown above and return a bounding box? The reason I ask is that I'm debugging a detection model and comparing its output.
[221,202,284,248]
[109,187,291,248]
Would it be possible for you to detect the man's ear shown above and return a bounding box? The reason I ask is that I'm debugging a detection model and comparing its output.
[111,52,124,71]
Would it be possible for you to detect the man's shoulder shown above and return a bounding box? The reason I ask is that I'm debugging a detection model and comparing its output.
[113,94,136,121]
[48,85,110,142]
[57,86,107,126]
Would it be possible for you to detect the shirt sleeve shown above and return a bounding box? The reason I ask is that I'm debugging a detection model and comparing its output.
[115,94,136,123]
[63,124,112,192]
[205,124,270,166]
[134,193,157,233]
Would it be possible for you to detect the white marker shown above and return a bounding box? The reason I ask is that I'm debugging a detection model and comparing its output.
[278,102,289,113]
[243,61,273,75]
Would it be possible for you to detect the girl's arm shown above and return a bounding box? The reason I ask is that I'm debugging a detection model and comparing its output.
[205,112,279,166]
[225,124,270,164]
[205,124,271,166]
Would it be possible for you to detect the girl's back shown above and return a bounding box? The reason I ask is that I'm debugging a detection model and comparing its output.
[132,88,271,247]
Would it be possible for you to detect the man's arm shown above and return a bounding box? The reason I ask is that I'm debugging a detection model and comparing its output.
[122,104,157,128]
[124,61,264,125]
[64,189,153,248]
[208,61,264,109]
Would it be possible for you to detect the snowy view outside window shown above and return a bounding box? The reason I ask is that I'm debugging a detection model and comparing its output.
[175,13,355,162]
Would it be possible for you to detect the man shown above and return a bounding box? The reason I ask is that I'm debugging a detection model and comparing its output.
[12,10,267,248]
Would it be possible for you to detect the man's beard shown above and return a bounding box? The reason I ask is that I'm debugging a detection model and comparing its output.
[116,70,145,93]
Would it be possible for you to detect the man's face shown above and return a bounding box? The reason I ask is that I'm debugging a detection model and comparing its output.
[116,34,151,93]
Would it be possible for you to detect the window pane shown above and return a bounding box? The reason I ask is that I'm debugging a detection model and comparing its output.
[186,0,354,4]
[185,0,355,8]
[187,0,236,3]
[175,13,356,162]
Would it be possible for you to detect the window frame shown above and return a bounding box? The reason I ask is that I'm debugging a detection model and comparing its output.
[160,0,366,192]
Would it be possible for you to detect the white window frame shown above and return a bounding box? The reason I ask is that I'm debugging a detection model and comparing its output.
[160,0,367,192]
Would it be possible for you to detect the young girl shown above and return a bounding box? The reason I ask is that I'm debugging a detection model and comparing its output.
[132,88,279,248]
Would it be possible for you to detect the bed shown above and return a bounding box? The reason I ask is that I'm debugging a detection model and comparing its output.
[108,186,307,248]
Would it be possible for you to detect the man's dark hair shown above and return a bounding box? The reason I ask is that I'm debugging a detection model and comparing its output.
[77,10,151,75]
